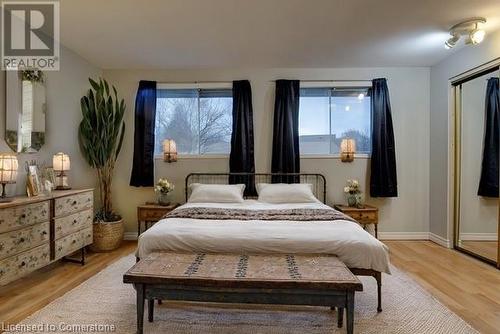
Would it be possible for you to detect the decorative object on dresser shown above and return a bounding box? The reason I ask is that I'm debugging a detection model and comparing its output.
[25,160,42,197]
[53,152,71,190]
[0,153,18,202]
[334,204,379,238]
[340,138,356,162]
[343,179,363,208]
[137,202,179,237]
[154,178,175,205]
[0,189,94,286]
[79,78,126,252]
[124,252,363,334]
[162,139,177,162]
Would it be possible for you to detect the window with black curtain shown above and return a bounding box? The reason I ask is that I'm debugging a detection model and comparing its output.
[155,88,233,155]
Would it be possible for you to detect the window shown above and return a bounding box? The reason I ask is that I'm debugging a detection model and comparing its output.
[299,87,371,155]
[155,87,233,155]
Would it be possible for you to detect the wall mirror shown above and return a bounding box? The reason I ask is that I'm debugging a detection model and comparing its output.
[453,64,500,268]
[5,70,46,153]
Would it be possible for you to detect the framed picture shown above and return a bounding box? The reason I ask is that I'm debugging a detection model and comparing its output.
[26,165,41,196]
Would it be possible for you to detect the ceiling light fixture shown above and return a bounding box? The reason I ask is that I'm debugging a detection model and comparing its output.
[444,17,486,49]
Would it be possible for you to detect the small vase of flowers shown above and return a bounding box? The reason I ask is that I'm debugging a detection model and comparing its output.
[155,178,175,206]
[343,179,364,208]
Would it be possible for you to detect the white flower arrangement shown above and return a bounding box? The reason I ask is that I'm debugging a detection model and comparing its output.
[343,179,361,195]
[154,178,175,194]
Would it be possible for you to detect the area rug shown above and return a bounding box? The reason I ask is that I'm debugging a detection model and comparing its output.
[6,254,477,334]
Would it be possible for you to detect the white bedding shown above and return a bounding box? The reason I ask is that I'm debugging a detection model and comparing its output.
[137,200,391,274]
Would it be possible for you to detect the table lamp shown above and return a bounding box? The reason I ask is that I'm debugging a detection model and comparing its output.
[163,139,178,163]
[340,138,356,162]
[0,153,18,202]
[53,152,71,190]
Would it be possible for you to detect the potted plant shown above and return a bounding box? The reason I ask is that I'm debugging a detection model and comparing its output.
[79,78,126,252]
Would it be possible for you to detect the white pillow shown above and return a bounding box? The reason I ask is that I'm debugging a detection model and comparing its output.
[188,183,245,203]
[256,183,319,203]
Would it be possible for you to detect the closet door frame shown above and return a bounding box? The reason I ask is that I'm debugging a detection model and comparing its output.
[451,64,500,268]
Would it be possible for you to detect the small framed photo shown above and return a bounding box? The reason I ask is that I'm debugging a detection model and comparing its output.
[26,165,42,196]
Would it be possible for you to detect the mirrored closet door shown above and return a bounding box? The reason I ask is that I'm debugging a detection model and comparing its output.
[453,65,500,267]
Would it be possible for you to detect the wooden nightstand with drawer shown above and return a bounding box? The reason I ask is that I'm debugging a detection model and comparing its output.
[137,203,179,237]
[334,204,379,238]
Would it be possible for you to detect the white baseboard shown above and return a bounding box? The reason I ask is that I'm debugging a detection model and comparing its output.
[378,232,429,240]
[124,232,138,240]
[459,233,497,241]
[429,232,452,248]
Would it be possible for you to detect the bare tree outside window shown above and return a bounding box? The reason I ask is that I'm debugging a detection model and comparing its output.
[155,89,232,155]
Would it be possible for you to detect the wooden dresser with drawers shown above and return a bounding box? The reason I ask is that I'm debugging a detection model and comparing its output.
[0,189,93,286]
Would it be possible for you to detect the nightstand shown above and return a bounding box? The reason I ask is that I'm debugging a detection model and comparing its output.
[334,204,379,238]
[137,202,179,237]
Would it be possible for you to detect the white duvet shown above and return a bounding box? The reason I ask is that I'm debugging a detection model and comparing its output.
[137,200,391,274]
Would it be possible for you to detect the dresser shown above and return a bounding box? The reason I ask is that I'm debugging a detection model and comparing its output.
[0,189,93,286]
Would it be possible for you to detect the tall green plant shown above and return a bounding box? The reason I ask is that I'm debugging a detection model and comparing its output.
[79,78,125,222]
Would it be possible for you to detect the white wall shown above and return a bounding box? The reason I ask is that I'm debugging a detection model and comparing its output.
[104,67,430,235]
[0,45,102,196]
[430,29,500,240]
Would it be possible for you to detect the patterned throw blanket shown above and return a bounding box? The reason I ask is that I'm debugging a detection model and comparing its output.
[164,207,357,223]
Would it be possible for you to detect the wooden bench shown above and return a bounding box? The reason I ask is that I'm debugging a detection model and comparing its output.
[124,252,363,334]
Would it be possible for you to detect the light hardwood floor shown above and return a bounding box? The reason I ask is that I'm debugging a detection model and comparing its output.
[459,240,498,262]
[0,241,499,333]
[385,241,500,334]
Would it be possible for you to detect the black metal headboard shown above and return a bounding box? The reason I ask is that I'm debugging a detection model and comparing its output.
[185,173,327,203]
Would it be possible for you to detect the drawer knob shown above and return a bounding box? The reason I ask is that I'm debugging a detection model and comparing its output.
[72,219,78,225]
[72,201,77,205]
[20,214,26,219]
[19,237,25,243]
[20,261,26,267]
[42,231,48,235]
[72,239,77,244]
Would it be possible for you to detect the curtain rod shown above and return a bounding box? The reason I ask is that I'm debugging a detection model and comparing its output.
[269,79,374,82]
[158,80,233,84]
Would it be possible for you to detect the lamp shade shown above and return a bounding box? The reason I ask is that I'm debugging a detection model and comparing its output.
[0,153,18,183]
[340,138,356,162]
[53,152,70,171]
[163,139,178,162]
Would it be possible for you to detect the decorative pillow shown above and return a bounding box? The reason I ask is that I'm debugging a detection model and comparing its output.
[188,183,246,203]
[256,183,319,203]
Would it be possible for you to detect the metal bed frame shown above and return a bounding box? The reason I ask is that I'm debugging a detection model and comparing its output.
[185,172,327,203]
[184,172,382,312]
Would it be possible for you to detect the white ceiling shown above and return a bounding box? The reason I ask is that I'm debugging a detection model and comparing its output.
[60,0,500,69]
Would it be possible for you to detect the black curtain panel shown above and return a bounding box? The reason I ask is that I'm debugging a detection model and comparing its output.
[130,80,157,187]
[271,80,300,183]
[229,80,256,195]
[478,77,500,197]
[370,78,398,197]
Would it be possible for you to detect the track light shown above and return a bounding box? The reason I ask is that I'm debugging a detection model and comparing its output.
[444,18,486,49]
[445,34,460,49]
[469,28,485,44]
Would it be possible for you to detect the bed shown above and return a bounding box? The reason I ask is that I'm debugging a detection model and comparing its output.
[137,173,390,312]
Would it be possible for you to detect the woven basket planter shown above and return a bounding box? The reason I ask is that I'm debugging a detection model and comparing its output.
[90,218,124,252]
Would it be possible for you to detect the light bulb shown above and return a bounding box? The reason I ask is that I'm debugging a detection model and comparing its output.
[469,29,485,44]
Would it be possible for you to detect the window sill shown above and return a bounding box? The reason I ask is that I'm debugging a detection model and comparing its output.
[154,154,229,160]
[300,154,371,159]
